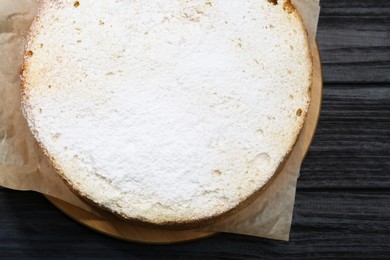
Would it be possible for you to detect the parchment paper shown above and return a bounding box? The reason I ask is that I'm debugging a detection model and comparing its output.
[0,0,320,241]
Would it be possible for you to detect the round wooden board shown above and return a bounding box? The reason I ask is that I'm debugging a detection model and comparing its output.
[46,43,323,244]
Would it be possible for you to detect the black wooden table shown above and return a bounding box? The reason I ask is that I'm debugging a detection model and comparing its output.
[1,1,389,259]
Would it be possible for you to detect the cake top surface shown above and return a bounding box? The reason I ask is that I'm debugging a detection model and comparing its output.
[22,0,311,226]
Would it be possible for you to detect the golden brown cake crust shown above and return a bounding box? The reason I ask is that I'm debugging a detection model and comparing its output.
[21,0,312,229]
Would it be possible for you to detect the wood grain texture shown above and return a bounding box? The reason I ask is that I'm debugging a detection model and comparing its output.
[1,0,390,258]
[317,0,390,83]
[299,85,390,189]
[1,189,390,259]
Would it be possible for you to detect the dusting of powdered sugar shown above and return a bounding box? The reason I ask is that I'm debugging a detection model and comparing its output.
[22,0,311,223]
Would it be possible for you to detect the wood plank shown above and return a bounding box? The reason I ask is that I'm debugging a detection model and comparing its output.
[299,84,390,188]
[1,189,390,259]
[317,0,390,83]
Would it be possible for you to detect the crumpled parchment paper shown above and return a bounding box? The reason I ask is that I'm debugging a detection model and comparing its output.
[0,0,320,241]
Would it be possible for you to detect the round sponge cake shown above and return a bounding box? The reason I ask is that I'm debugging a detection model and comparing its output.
[21,0,312,227]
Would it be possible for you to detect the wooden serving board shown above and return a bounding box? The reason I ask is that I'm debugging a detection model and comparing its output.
[46,43,322,244]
